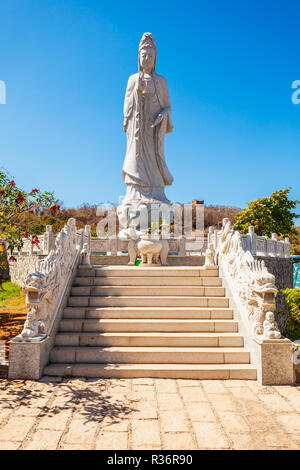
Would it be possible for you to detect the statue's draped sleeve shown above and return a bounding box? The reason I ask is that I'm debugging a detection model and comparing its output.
[123,75,136,131]
[156,75,173,135]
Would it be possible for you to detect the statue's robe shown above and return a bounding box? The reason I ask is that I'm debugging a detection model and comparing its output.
[122,72,173,202]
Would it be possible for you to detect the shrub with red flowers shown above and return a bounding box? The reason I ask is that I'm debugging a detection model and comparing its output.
[49,204,61,212]
[0,170,58,271]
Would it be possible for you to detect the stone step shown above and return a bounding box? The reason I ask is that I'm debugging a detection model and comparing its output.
[67,296,229,308]
[63,306,234,320]
[58,318,238,333]
[70,286,225,297]
[77,266,219,278]
[44,363,257,380]
[49,346,250,364]
[55,332,244,347]
[73,276,222,287]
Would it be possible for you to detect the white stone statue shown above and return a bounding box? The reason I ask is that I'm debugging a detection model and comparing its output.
[263,312,282,339]
[118,33,174,228]
[205,242,216,267]
[138,236,169,266]
[80,243,91,266]
[18,308,45,339]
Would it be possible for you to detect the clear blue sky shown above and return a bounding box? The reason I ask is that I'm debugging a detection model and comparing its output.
[0,0,299,214]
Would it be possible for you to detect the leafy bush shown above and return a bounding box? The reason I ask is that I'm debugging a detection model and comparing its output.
[234,188,299,237]
[281,288,300,340]
[290,227,300,255]
[27,221,47,235]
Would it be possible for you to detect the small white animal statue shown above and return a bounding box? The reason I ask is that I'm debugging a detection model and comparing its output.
[137,238,169,266]
[138,239,162,265]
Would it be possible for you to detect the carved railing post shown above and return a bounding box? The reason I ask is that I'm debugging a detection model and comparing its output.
[43,225,55,254]
[76,228,84,251]
[284,237,291,258]
[178,236,186,256]
[29,236,34,255]
[269,233,277,257]
[84,225,91,251]
[109,236,118,255]
[80,225,92,266]
[248,226,257,256]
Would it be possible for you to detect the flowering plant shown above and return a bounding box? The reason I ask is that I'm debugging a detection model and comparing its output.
[0,170,57,270]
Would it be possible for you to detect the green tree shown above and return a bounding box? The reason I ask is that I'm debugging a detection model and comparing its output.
[233,188,299,237]
[0,170,58,257]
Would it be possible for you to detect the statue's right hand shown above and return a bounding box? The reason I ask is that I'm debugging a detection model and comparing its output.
[151,113,164,128]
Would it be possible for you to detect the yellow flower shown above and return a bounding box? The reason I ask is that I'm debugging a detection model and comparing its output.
[0,245,5,252]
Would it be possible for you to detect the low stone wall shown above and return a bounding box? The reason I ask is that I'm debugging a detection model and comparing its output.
[8,254,46,288]
[256,257,293,311]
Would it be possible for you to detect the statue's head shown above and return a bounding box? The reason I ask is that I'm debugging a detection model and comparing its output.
[265,311,274,322]
[138,32,156,73]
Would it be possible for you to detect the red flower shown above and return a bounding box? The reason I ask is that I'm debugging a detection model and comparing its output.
[30,189,39,194]
[16,191,24,204]
[9,180,16,187]
[9,256,17,262]
[0,190,5,196]
[31,235,40,245]
[50,204,60,211]
[23,232,29,238]
[28,210,34,214]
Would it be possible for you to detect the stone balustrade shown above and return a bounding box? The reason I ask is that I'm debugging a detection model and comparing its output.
[91,235,207,257]
[209,220,290,259]
[8,224,91,288]
[209,218,293,384]
[9,219,91,379]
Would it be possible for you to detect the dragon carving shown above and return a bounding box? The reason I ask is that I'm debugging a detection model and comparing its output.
[216,221,281,340]
[17,219,80,341]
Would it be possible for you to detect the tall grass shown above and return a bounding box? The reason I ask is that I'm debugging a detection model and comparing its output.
[0,282,26,311]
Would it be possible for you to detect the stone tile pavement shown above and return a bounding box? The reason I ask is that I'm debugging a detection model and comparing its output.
[0,377,299,450]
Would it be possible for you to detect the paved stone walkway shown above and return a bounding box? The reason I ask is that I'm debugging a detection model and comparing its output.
[0,377,299,450]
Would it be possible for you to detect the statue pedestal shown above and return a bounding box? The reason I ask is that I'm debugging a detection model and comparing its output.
[117,199,174,232]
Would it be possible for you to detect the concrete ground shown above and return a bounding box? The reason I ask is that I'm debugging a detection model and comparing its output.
[0,377,300,450]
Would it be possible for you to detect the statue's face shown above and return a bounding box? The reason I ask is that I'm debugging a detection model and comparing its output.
[266,312,274,322]
[140,47,155,72]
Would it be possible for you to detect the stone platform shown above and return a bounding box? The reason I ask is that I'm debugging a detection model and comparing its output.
[91,255,205,266]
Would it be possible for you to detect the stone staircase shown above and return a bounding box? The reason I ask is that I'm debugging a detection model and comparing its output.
[44,265,257,380]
